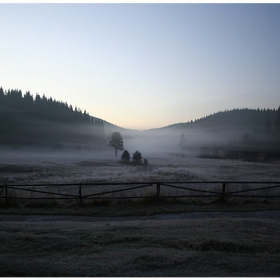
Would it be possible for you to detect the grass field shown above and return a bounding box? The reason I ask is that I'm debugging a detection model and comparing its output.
[1,150,280,185]
[0,151,280,276]
[1,213,280,277]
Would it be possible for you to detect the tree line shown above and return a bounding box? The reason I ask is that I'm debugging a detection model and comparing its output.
[0,87,106,150]
[0,87,94,124]
[190,106,280,161]
[168,108,278,136]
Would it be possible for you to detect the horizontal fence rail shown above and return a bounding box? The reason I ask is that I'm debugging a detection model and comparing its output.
[1,181,280,206]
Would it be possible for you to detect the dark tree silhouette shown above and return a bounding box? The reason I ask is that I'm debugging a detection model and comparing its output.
[265,111,272,134]
[275,106,280,138]
[23,91,33,108]
[0,87,5,102]
[132,150,142,165]
[121,150,130,163]
[108,132,124,157]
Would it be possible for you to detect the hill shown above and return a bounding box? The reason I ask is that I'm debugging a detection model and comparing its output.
[133,107,280,161]
[164,108,280,161]
[0,87,106,151]
[159,108,277,135]
[1,86,280,160]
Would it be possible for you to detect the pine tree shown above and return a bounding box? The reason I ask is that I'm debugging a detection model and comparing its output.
[265,111,272,134]
[121,150,130,163]
[132,150,142,165]
[23,91,33,108]
[0,87,4,103]
[108,132,124,157]
[274,106,280,138]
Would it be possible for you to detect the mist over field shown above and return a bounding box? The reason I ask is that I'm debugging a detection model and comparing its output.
[1,87,280,187]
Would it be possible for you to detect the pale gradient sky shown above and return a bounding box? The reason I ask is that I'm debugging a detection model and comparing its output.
[1,4,280,130]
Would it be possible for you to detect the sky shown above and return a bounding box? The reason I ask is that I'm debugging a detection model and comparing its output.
[1,4,280,130]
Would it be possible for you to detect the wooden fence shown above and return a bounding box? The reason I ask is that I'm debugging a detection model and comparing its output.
[1,181,280,206]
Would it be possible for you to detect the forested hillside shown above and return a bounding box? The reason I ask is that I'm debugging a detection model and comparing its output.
[0,87,106,151]
[165,108,278,135]
[167,108,280,161]
[1,86,280,160]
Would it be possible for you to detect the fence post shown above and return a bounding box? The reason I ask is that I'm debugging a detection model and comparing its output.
[221,182,227,202]
[156,183,161,203]
[78,184,83,206]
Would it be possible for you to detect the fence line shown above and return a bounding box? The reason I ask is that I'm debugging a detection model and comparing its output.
[82,183,153,199]
[1,181,280,206]
[161,183,221,195]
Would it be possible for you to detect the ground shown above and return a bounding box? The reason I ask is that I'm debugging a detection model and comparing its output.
[1,211,280,277]
[1,150,280,184]
[0,150,280,276]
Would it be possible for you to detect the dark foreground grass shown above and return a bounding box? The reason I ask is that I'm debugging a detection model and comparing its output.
[0,216,280,277]
[1,197,280,216]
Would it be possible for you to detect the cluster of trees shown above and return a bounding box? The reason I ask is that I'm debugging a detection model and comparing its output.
[236,107,280,145]
[108,131,148,165]
[121,150,148,166]
[0,87,92,123]
[195,107,280,161]
[170,108,279,136]
[0,87,106,150]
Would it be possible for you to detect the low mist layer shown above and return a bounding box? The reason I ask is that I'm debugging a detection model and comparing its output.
[1,87,280,162]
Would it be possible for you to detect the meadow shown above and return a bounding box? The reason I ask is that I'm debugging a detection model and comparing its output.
[0,150,280,276]
[1,150,280,210]
[1,212,280,277]
[1,149,280,184]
